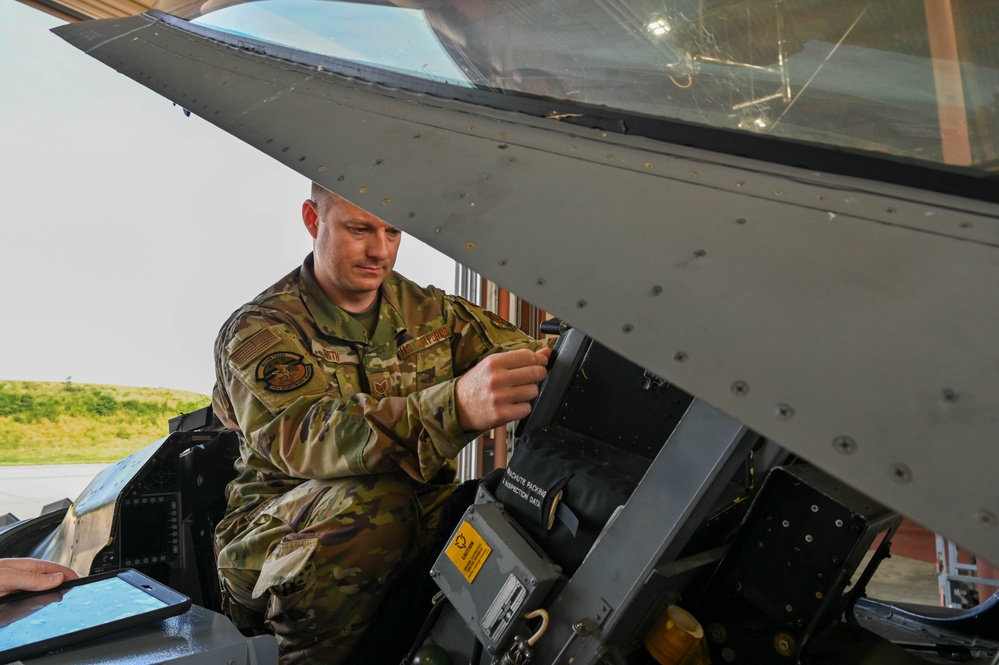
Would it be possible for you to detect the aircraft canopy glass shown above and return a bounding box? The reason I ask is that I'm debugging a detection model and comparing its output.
[157,0,999,175]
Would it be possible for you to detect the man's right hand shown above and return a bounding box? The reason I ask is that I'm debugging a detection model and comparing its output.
[454,347,551,432]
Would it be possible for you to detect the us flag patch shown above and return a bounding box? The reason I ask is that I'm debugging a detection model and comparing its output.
[230,328,280,368]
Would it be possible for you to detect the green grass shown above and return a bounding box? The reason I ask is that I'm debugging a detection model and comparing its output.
[0,380,211,464]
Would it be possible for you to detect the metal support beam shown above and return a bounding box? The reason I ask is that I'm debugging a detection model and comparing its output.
[533,399,756,665]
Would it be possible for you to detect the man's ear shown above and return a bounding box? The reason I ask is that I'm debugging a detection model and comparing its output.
[302,199,320,239]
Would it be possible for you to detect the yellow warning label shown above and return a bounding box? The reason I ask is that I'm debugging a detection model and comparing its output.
[445,520,493,584]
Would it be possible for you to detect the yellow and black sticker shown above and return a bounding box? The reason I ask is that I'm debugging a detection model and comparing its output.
[445,520,492,584]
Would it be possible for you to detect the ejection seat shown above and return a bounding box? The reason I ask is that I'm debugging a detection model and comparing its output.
[398,324,778,665]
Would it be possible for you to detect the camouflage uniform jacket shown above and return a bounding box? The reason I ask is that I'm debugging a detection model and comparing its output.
[213,254,541,543]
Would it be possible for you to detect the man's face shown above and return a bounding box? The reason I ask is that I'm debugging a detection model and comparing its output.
[304,194,401,312]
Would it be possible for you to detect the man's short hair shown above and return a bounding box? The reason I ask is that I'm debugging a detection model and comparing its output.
[311,182,338,216]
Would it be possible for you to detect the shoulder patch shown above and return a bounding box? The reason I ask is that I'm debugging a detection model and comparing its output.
[398,326,451,359]
[256,352,315,392]
[484,310,517,331]
[225,324,329,414]
[230,328,281,369]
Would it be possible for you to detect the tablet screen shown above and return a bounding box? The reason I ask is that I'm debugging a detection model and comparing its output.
[0,575,169,651]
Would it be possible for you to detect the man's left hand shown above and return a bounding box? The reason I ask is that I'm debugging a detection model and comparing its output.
[0,558,79,597]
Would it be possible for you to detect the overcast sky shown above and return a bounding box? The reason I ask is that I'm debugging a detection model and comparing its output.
[0,2,456,396]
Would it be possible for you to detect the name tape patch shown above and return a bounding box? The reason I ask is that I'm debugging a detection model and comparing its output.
[397,326,450,360]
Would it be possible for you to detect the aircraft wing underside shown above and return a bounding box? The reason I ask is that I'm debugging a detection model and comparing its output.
[53,11,999,564]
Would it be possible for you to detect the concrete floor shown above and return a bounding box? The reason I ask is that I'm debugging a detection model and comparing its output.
[0,463,107,523]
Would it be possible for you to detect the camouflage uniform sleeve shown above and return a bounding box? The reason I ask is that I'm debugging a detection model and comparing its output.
[427,292,551,460]
[444,292,551,371]
[214,297,547,485]
[214,309,445,484]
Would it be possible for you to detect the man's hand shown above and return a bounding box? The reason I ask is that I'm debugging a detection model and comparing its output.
[455,347,552,432]
[0,558,79,597]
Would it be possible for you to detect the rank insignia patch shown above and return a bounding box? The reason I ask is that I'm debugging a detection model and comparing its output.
[484,310,517,331]
[256,352,314,392]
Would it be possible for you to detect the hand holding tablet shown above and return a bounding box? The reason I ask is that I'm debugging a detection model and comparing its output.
[0,568,190,662]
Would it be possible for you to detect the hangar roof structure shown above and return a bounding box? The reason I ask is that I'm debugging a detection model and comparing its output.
[17,0,150,22]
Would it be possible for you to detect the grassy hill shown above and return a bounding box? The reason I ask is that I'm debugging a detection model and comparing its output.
[0,380,211,465]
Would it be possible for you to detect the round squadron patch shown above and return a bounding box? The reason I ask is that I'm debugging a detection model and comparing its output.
[256,352,314,392]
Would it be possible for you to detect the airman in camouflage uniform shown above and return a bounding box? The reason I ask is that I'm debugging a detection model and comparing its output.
[213,185,550,664]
